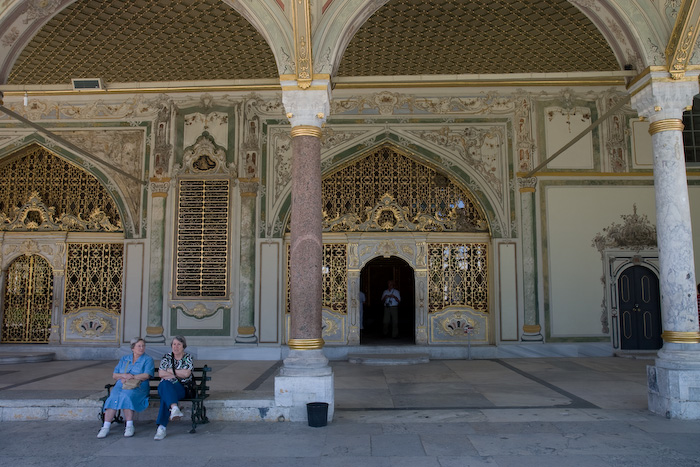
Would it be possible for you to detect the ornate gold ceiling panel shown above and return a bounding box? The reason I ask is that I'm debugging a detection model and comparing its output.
[337,0,619,76]
[8,0,279,85]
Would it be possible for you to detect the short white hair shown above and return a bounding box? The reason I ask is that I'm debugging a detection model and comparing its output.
[129,337,145,349]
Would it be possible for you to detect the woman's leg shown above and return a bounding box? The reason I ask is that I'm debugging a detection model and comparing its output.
[103,408,117,423]
[123,409,134,422]
[156,380,185,426]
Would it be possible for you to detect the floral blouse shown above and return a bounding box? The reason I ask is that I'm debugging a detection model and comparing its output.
[158,352,194,383]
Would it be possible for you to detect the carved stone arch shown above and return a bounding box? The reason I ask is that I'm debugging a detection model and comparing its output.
[221,0,296,75]
[0,142,128,235]
[570,0,662,70]
[313,0,390,76]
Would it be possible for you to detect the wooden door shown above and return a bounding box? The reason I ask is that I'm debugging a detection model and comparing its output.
[618,265,661,350]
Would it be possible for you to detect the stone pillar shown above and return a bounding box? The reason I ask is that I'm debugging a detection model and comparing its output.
[518,177,542,341]
[274,80,334,422]
[236,179,258,343]
[630,73,700,419]
[145,177,169,343]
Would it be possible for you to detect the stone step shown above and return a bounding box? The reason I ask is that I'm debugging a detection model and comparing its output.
[347,353,430,365]
[0,352,56,364]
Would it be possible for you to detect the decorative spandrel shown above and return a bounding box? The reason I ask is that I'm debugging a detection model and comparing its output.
[320,146,487,233]
[175,179,230,298]
[65,243,124,315]
[428,243,489,313]
[0,145,122,232]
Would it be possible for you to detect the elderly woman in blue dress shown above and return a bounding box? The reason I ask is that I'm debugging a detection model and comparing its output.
[154,335,193,440]
[98,337,155,438]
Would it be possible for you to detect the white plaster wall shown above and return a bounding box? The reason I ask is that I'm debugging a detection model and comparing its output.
[545,185,656,336]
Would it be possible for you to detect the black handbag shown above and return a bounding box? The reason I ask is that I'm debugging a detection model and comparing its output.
[170,353,196,398]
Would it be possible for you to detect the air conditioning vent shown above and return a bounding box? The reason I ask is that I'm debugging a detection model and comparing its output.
[71,78,103,90]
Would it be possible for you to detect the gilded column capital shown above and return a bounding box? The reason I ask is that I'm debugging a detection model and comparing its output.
[150,176,170,197]
[281,77,331,130]
[518,176,537,193]
[238,178,259,197]
[629,72,699,122]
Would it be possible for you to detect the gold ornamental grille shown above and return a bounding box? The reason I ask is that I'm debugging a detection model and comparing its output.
[285,243,348,314]
[428,243,488,313]
[321,146,486,232]
[65,243,124,314]
[175,179,230,298]
[2,254,53,343]
[338,0,618,76]
[322,244,348,313]
[0,145,121,230]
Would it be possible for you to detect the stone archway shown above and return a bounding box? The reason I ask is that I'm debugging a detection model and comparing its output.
[360,255,415,345]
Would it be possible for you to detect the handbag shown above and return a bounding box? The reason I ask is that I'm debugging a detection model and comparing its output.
[171,353,196,398]
[121,378,141,390]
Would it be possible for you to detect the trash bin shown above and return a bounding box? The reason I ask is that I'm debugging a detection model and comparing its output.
[306,402,329,427]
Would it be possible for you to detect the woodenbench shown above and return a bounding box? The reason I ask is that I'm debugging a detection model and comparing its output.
[99,365,212,433]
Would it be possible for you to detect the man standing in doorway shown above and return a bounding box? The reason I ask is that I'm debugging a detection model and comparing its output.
[382,280,401,338]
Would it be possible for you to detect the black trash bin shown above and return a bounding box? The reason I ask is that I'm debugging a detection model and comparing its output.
[306,402,329,427]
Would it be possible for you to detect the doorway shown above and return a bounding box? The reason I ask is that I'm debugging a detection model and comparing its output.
[2,254,53,343]
[618,265,662,350]
[360,256,414,345]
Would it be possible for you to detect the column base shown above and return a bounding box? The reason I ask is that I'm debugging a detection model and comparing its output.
[275,349,334,422]
[235,326,258,344]
[521,324,543,342]
[145,326,165,344]
[647,347,700,420]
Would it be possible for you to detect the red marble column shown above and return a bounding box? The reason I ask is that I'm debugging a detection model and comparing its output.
[288,126,324,350]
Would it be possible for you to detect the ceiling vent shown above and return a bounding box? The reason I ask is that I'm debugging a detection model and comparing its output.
[71,78,104,91]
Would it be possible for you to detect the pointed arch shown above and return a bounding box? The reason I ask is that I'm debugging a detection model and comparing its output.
[0,141,129,235]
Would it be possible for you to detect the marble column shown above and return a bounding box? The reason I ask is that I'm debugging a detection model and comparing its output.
[236,179,258,343]
[145,177,169,343]
[518,177,542,341]
[630,73,700,419]
[274,80,334,422]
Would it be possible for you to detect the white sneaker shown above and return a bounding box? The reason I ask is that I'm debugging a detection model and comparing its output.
[169,406,183,421]
[97,426,110,439]
[124,426,135,437]
[154,426,166,440]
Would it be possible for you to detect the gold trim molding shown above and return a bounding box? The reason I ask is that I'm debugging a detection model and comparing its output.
[288,338,325,350]
[522,324,541,333]
[291,0,313,89]
[290,125,322,138]
[649,119,684,135]
[666,0,700,79]
[662,330,700,343]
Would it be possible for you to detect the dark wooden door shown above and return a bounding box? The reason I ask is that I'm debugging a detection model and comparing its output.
[618,265,662,350]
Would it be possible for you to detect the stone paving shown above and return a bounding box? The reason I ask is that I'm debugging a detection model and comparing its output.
[1,356,699,466]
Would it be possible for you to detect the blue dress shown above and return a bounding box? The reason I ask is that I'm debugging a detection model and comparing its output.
[102,353,155,412]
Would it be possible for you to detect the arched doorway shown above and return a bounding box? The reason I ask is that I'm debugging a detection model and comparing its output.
[360,256,414,345]
[618,265,662,350]
[2,254,53,343]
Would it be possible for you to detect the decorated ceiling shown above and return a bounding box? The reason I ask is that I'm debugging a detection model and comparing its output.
[6,0,619,86]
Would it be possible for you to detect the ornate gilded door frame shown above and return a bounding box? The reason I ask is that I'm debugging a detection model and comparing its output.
[602,249,660,350]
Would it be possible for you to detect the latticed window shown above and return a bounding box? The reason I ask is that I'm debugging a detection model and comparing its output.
[0,144,121,229]
[428,243,488,313]
[321,146,487,232]
[174,179,230,298]
[65,243,123,314]
[285,243,348,314]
